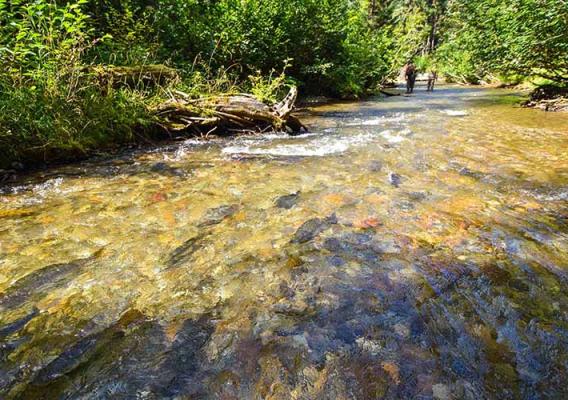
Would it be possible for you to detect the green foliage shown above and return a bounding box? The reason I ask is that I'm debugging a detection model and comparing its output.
[175,65,242,99]
[248,64,291,105]
[434,42,482,83]
[388,3,430,66]
[0,0,156,169]
[0,71,153,169]
[87,0,160,65]
[434,0,568,84]
[0,0,92,75]
[144,0,390,97]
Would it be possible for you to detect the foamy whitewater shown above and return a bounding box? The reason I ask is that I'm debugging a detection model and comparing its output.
[221,128,407,157]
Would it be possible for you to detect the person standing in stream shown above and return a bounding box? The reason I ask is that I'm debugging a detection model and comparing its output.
[405,62,417,94]
[427,70,438,91]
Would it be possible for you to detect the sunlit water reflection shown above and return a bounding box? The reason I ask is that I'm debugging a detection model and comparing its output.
[1,86,567,399]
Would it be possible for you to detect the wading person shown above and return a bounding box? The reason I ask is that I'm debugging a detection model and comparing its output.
[427,70,437,91]
[405,62,417,94]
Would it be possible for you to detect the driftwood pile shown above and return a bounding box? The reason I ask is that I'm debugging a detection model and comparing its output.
[154,86,308,136]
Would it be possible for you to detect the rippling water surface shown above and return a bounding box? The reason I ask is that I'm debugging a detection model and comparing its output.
[1,86,567,399]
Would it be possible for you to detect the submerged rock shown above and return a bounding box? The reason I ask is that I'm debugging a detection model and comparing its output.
[0,252,101,311]
[150,162,170,172]
[388,172,402,188]
[167,233,209,268]
[432,383,451,400]
[35,336,101,384]
[275,192,300,209]
[291,214,337,244]
[323,237,345,253]
[321,233,381,264]
[151,315,214,398]
[150,162,185,177]
[371,238,401,254]
[508,278,529,292]
[272,300,311,316]
[323,232,374,252]
[279,282,296,299]
[292,219,327,243]
[198,204,239,227]
[458,167,484,179]
[327,255,346,267]
[369,160,383,172]
[33,309,146,385]
[0,308,39,339]
[394,199,415,211]
[407,191,429,201]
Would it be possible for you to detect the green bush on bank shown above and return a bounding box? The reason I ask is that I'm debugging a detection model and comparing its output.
[433,0,568,85]
[92,0,391,97]
[0,77,153,169]
[0,0,393,169]
[0,0,157,169]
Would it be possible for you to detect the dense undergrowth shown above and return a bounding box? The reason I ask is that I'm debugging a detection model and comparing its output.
[0,0,395,169]
[433,0,568,86]
[0,0,566,169]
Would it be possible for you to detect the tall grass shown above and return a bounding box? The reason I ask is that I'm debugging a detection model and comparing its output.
[0,1,158,169]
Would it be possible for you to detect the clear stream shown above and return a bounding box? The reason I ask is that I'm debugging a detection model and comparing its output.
[1,86,567,399]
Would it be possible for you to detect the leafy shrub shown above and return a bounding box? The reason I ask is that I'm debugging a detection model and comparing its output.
[434,0,568,84]
[0,0,154,168]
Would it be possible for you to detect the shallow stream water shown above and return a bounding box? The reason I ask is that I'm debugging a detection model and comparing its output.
[1,86,567,399]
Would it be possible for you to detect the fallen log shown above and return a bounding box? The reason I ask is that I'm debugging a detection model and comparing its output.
[153,85,308,135]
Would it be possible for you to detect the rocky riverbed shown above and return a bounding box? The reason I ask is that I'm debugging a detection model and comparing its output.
[1,86,567,399]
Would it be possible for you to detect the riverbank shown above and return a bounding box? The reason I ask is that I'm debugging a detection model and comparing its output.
[0,69,306,178]
[521,84,568,112]
[0,75,399,182]
[446,80,568,112]
[1,0,393,174]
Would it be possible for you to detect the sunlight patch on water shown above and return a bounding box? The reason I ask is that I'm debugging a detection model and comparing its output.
[160,138,211,161]
[440,109,469,116]
[223,139,348,156]
[5,177,64,196]
[262,132,322,140]
[379,130,407,143]
[524,188,568,202]
[344,112,408,126]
